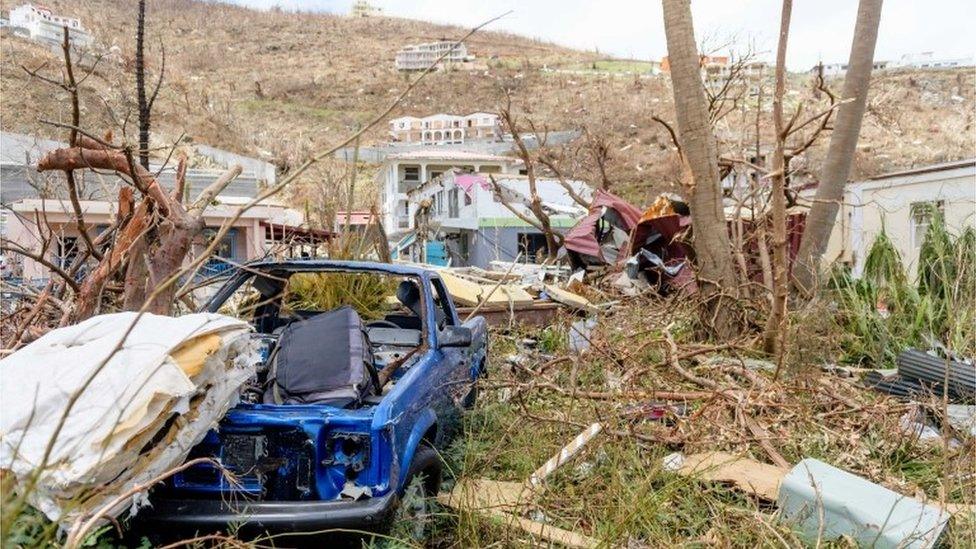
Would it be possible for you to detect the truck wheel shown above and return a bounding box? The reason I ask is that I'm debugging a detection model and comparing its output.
[394,443,442,541]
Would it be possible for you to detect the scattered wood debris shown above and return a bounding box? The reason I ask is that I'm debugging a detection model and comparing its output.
[438,423,604,548]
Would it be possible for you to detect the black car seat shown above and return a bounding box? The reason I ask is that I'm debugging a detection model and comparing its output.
[396,279,446,327]
[396,280,423,318]
[264,306,379,407]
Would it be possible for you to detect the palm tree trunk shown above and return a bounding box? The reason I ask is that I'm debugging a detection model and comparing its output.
[662,0,739,337]
[793,0,884,293]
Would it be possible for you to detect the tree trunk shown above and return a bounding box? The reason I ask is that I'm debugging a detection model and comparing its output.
[144,218,203,314]
[661,0,739,336]
[793,0,883,293]
[136,0,150,169]
[763,0,792,370]
[502,108,560,260]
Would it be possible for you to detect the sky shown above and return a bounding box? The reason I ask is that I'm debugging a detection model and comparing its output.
[224,0,976,71]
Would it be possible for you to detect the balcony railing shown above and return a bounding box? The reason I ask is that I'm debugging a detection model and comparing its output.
[398,179,420,193]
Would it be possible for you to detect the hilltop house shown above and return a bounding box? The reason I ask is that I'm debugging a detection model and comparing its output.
[388,113,502,145]
[811,52,976,77]
[399,170,592,267]
[798,159,976,278]
[377,149,523,235]
[349,0,381,17]
[395,40,474,71]
[1,132,327,283]
[8,3,92,48]
[661,54,731,87]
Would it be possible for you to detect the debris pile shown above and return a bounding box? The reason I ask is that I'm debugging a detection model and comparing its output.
[467,296,975,546]
[0,312,259,529]
[436,263,602,326]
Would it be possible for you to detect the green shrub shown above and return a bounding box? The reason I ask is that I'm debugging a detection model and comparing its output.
[829,214,976,366]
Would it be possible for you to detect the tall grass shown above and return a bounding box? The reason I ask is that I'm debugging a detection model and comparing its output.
[830,211,975,366]
[285,271,395,320]
[282,229,397,319]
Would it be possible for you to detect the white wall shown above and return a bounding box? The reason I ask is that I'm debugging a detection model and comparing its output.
[800,163,976,279]
[851,166,975,278]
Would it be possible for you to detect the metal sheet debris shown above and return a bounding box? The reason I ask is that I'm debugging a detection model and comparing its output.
[777,458,950,549]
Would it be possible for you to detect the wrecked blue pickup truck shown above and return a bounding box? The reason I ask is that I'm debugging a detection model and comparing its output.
[141,260,487,538]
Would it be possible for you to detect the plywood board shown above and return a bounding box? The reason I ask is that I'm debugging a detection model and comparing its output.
[673,451,787,500]
[439,272,534,306]
[543,284,596,312]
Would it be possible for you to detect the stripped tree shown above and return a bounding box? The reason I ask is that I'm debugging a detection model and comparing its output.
[496,97,562,260]
[763,0,792,370]
[793,0,884,293]
[661,0,740,337]
[36,137,241,319]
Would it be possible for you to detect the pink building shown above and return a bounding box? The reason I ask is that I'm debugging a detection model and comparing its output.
[1,132,329,283]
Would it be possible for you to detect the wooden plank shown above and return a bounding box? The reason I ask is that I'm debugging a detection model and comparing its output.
[457,302,561,327]
[543,284,596,313]
[438,479,599,548]
[670,451,787,500]
[439,272,534,307]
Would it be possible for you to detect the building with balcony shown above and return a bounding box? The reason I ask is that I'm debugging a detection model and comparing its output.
[8,3,92,48]
[395,40,474,71]
[377,149,522,236]
[398,170,592,268]
[388,112,502,145]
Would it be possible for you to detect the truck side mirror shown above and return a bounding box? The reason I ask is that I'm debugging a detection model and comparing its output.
[438,326,472,348]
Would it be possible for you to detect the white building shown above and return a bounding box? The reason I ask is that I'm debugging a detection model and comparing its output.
[403,171,592,267]
[388,112,502,145]
[798,159,976,278]
[350,0,381,18]
[395,40,473,71]
[812,52,976,77]
[8,3,92,48]
[377,149,522,234]
[892,52,975,70]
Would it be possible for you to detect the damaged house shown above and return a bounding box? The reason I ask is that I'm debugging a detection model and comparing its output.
[0,132,328,284]
[378,149,523,236]
[400,170,591,267]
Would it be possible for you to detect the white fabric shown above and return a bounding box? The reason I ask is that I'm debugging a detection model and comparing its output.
[0,312,258,523]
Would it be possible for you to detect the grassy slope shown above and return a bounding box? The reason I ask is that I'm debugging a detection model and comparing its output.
[1,0,973,206]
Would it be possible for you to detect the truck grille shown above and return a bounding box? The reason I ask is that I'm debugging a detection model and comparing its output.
[171,429,316,500]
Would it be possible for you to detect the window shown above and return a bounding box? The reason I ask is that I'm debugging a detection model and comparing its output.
[436,191,445,215]
[430,170,444,180]
[448,188,460,217]
[517,233,550,264]
[54,236,79,268]
[911,201,944,249]
[203,228,238,259]
[430,278,456,328]
[403,166,419,181]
